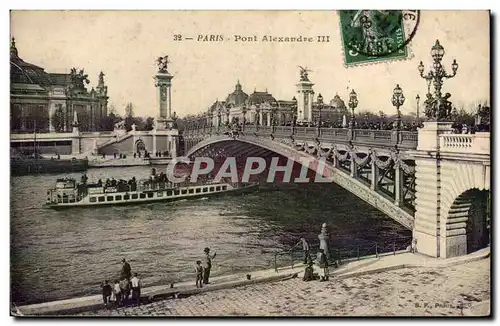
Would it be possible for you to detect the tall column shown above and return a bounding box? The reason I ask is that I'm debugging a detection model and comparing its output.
[154,57,174,130]
[259,111,263,125]
[267,112,271,126]
[296,77,315,123]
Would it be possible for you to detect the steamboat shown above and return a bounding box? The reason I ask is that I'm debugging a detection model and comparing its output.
[45,172,258,208]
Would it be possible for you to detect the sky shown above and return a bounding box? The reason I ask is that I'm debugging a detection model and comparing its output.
[10,10,490,118]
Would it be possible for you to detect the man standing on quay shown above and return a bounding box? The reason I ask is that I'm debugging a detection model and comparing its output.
[203,247,217,284]
[121,258,132,280]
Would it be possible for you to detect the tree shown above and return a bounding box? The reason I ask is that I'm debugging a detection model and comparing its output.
[144,116,155,131]
[78,110,90,132]
[124,103,134,131]
[51,105,65,132]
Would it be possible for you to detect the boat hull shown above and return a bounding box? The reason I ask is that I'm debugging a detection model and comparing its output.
[45,183,258,209]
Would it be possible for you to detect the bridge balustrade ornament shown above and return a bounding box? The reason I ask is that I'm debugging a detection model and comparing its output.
[351,149,372,167]
[278,138,294,147]
[371,150,394,169]
[189,133,416,177]
[333,145,350,162]
[319,147,333,159]
[295,143,305,151]
[303,142,318,155]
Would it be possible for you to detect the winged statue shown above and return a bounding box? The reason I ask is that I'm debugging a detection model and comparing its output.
[298,66,312,81]
[157,55,170,73]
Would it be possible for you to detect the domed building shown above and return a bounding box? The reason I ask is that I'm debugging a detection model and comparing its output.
[225,80,248,107]
[10,37,109,134]
[329,94,347,110]
[204,73,351,128]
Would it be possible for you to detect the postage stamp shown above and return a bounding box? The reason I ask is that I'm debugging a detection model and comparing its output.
[338,10,420,67]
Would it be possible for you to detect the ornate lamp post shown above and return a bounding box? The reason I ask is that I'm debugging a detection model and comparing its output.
[391,84,405,131]
[271,105,278,133]
[415,94,420,125]
[316,93,324,133]
[202,113,207,134]
[208,110,213,133]
[348,89,358,128]
[418,40,459,121]
[254,106,260,131]
[292,96,297,134]
[242,105,247,131]
[225,106,230,128]
[217,107,222,132]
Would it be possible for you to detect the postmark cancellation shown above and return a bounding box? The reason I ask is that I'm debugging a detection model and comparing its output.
[338,10,420,67]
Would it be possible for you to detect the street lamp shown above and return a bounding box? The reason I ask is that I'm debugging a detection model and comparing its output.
[271,104,278,133]
[225,106,230,128]
[391,84,405,131]
[217,107,222,131]
[415,94,420,125]
[317,93,324,132]
[255,106,260,130]
[348,89,358,128]
[242,105,247,131]
[208,110,213,133]
[418,40,459,121]
[292,96,297,133]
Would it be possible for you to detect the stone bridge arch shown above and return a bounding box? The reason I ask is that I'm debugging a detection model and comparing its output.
[186,134,414,230]
[439,162,491,257]
[135,138,146,153]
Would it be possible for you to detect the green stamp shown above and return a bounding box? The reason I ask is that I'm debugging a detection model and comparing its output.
[338,10,420,66]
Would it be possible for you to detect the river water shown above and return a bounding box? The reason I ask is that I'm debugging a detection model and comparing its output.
[10,166,411,305]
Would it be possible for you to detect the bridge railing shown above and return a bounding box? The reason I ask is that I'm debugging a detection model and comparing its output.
[439,132,490,155]
[183,126,419,149]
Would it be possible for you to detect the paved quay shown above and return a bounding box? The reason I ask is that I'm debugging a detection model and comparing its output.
[16,247,490,316]
[79,257,490,317]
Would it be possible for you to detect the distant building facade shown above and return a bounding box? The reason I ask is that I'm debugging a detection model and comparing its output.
[10,37,109,133]
[207,74,348,127]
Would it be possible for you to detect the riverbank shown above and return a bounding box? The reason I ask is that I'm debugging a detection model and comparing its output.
[80,257,490,317]
[15,247,490,316]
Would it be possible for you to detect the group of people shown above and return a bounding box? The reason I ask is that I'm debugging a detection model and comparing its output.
[100,249,217,309]
[293,238,332,283]
[195,247,217,288]
[101,259,142,309]
[98,177,138,192]
[153,151,170,158]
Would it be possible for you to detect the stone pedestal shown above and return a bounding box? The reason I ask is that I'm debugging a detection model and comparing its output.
[318,223,330,259]
[412,121,454,257]
[155,72,174,131]
[296,80,315,123]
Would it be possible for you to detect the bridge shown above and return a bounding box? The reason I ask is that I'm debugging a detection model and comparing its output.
[182,122,490,259]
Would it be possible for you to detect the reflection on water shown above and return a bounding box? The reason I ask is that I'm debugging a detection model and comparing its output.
[10,166,410,305]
